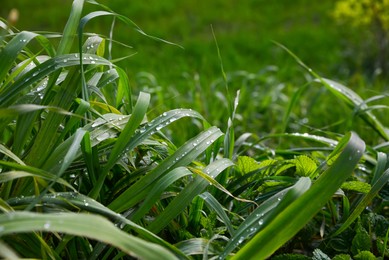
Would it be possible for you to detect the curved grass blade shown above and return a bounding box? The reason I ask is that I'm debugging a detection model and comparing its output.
[233,132,365,259]
[130,167,193,222]
[0,31,40,83]
[7,192,187,259]
[275,42,389,141]
[0,171,72,189]
[175,238,221,256]
[147,158,233,233]
[0,53,112,106]
[200,191,235,236]
[109,126,223,213]
[0,144,25,165]
[0,211,177,259]
[0,240,19,260]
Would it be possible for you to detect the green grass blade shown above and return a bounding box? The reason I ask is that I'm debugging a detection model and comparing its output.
[130,167,193,222]
[0,54,112,106]
[233,132,365,259]
[147,158,233,233]
[108,126,223,213]
[0,212,177,259]
[57,0,85,55]
[89,92,150,199]
[7,192,186,258]
[0,240,19,259]
[0,31,38,84]
[200,191,235,236]
[0,144,25,165]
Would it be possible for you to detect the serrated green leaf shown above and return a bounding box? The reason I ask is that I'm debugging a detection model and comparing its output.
[341,181,371,193]
[293,155,318,178]
[236,156,260,175]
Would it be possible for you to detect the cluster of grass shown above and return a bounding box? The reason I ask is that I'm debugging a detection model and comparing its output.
[0,1,389,259]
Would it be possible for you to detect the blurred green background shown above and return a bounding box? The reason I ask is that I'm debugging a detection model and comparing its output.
[2,0,354,85]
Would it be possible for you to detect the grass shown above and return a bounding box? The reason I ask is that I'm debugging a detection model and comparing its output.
[0,0,389,259]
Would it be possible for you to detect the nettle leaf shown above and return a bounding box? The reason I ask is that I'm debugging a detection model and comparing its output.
[293,155,318,178]
[351,224,371,256]
[236,156,260,175]
[341,181,371,194]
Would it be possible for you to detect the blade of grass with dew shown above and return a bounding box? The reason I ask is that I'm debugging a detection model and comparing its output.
[147,158,234,233]
[233,132,365,259]
[108,126,223,213]
[0,211,177,259]
[275,42,389,141]
[0,54,112,106]
[7,192,187,259]
[0,31,41,84]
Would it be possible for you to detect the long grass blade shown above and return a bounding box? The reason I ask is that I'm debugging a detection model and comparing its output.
[0,211,177,259]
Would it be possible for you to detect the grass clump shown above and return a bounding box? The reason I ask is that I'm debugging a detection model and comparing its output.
[0,1,388,259]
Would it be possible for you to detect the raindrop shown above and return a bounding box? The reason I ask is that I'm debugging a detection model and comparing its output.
[162,112,167,116]
[74,54,78,58]
[63,59,68,63]
[156,125,163,131]
[238,237,244,244]
[258,219,264,225]
[192,143,197,147]
[91,61,96,64]
[277,197,281,201]
[44,222,51,229]
[96,132,110,141]
[91,121,103,128]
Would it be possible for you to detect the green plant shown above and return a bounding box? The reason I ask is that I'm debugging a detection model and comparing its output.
[1,1,388,259]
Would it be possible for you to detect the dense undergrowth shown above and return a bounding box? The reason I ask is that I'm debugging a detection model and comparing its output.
[0,1,388,259]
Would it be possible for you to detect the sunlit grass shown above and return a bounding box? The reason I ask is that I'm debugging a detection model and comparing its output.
[0,1,388,259]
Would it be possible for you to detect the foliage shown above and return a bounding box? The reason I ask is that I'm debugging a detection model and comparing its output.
[0,1,388,259]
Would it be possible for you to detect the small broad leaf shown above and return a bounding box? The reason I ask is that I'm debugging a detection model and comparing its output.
[351,224,371,256]
[293,155,318,178]
[341,181,371,193]
[236,156,260,175]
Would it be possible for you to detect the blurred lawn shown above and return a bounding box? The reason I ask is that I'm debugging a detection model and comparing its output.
[1,0,344,87]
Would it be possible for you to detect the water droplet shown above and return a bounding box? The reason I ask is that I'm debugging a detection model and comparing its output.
[192,143,197,147]
[74,54,78,58]
[277,197,281,201]
[44,222,51,229]
[63,59,68,63]
[162,112,167,116]
[238,237,244,244]
[156,125,163,131]
[96,132,110,141]
[91,121,103,128]
[258,219,263,225]
[91,61,96,64]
